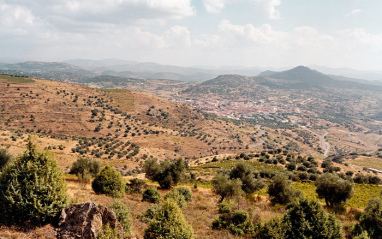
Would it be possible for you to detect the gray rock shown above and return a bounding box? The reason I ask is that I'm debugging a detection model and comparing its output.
[57,202,123,239]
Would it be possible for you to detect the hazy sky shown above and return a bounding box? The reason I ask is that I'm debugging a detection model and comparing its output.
[1,0,381,70]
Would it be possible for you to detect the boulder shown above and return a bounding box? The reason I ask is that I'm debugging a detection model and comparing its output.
[57,202,124,239]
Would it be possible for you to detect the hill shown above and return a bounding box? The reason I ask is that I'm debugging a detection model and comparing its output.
[180,67,382,155]
[0,74,271,170]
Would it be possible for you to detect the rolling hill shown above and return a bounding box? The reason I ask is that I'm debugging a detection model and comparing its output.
[0,74,272,171]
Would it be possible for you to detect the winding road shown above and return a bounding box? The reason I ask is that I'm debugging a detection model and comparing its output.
[300,126,330,156]
[251,125,265,147]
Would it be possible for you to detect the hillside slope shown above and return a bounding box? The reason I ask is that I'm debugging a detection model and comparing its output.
[0,75,265,168]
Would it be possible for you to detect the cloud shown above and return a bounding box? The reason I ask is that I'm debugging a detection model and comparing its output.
[346,8,362,17]
[203,0,281,19]
[0,0,195,32]
[340,28,382,52]
[203,0,227,13]
[266,0,281,20]
[0,4,37,35]
[218,19,286,45]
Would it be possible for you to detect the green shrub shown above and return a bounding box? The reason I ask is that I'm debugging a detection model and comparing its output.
[70,156,100,178]
[97,224,121,239]
[144,199,194,239]
[357,198,382,238]
[254,217,286,239]
[164,189,187,208]
[126,178,146,194]
[111,199,132,236]
[92,165,125,198]
[354,231,370,239]
[175,187,192,202]
[142,186,161,203]
[0,138,69,225]
[283,198,343,239]
[0,148,14,171]
[212,209,255,236]
[218,201,232,214]
[141,205,161,223]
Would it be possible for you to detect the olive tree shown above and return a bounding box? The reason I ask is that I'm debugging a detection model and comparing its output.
[229,162,265,194]
[268,173,301,205]
[143,158,188,189]
[212,174,243,202]
[315,173,354,207]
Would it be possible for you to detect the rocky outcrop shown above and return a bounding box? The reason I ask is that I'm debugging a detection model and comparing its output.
[56,202,124,239]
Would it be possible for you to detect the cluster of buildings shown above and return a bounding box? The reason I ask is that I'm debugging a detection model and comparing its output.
[175,99,301,120]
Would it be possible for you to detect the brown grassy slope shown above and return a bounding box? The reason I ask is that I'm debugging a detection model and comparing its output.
[0,76,268,166]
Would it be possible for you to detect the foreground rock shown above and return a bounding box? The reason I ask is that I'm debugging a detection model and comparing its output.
[57,202,124,239]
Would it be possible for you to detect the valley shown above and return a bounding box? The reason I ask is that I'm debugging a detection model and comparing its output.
[1,63,382,239]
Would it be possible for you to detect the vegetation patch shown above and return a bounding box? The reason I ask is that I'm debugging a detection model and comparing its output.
[193,160,283,172]
[0,74,35,83]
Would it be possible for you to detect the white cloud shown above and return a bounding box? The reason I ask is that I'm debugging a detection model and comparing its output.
[203,0,227,13]
[340,28,382,52]
[203,0,281,19]
[163,25,191,47]
[0,4,36,35]
[266,0,281,20]
[218,19,286,45]
[346,8,362,17]
[1,0,195,32]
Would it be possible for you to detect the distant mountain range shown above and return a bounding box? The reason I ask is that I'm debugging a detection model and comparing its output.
[1,60,382,89]
[183,66,382,98]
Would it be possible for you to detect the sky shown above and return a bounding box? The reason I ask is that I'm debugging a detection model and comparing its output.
[0,0,382,70]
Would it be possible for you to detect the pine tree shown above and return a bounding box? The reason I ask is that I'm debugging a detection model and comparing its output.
[0,137,69,225]
[144,199,194,239]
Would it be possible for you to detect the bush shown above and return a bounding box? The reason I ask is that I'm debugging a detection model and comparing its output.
[286,163,296,171]
[297,165,307,171]
[92,165,126,198]
[315,173,354,207]
[283,198,343,239]
[0,148,14,171]
[357,198,382,238]
[97,224,121,239]
[111,199,132,236]
[143,158,188,189]
[164,189,187,208]
[218,201,232,214]
[141,205,161,223]
[144,199,193,239]
[126,178,146,194]
[0,138,69,225]
[254,217,286,239]
[142,186,161,203]
[267,173,301,205]
[212,209,255,236]
[175,187,192,202]
[70,156,100,178]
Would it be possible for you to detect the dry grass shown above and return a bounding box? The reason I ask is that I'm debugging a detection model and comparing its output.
[345,156,382,171]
